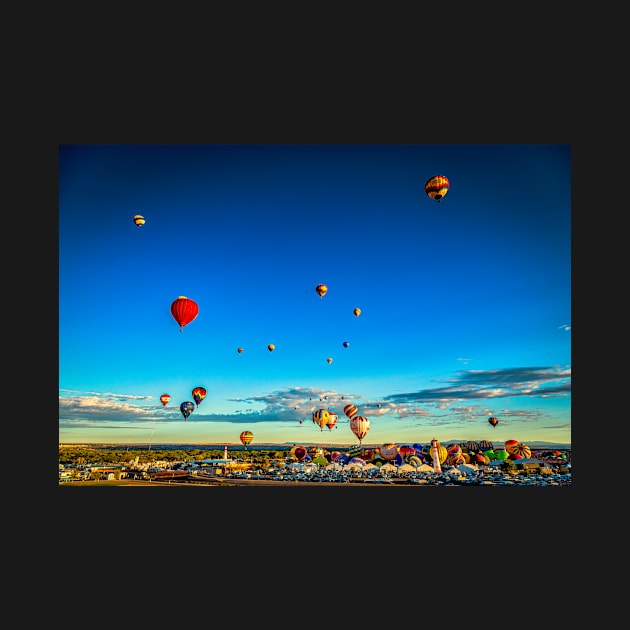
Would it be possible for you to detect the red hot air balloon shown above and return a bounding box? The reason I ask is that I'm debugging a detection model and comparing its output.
[159,394,171,406]
[171,296,199,332]
[237,347,243,354]
[326,412,339,431]
[192,386,207,407]
[488,416,498,428]
[240,430,254,448]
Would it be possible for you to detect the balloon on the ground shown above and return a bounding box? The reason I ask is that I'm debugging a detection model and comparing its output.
[380,443,399,461]
[504,439,520,455]
[510,442,531,458]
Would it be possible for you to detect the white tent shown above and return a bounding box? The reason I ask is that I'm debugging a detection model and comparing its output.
[379,463,397,473]
[416,463,436,473]
[397,463,415,474]
[457,463,479,475]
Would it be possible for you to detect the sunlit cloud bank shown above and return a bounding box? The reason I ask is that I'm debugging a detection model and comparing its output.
[59,366,570,432]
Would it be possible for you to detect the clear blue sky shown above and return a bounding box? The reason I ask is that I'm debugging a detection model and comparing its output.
[59,144,571,447]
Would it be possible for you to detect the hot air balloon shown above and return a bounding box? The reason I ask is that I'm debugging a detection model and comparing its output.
[180,401,194,421]
[315,284,328,298]
[267,344,275,352]
[133,214,145,227]
[192,386,207,407]
[171,296,199,332]
[510,442,531,459]
[237,347,243,354]
[425,175,450,202]
[488,416,498,428]
[380,443,399,461]
[312,409,330,431]
[350,415,370,444]
[326,412,338,431]
[326,357,333,364]
[342,341,350,348]
[291,445,307,461]
[343,404,358,420]
[159,394,171,406]
[240,430,254,448]
[504,439,520,455]
[353,308,361,317]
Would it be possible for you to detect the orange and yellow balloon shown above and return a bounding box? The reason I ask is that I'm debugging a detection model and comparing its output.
[315,284,328,298]
[424,175,450,203]
[240,430,254,447]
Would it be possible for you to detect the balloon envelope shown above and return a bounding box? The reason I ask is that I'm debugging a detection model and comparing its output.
[488,416,498,428]
[315,284,328,298]
[192,386,207,407]
[240,430,254,446]
[180,401,194,420]
[267,344,275,352]
[350,416,370,441]
[342,341,350,348]
[343,404,358,420]
[171,296,199,332]
[424,175,450,202]
[353,308,361,317]
[133,214,145,226]
[159,394,171,406]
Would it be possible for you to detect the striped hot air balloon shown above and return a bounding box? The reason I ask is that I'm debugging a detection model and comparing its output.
[312,409,330,431]
[510,442,531,459]
[239,430,254,447]
[504,439,520,455]
[133,214,145,226]
[350,416,370,443]
[343,404,358,420]
[424,175,450,202]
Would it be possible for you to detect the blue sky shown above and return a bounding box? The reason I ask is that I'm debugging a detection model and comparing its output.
[59,144,571,447]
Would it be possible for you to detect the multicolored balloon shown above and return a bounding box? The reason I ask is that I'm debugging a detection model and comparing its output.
[488,416,498,428]
[424,175,450,202]
[350,416,370,443]
[171,296,199,332]
[239,430,254,447]
[192,386,207,407]
[343,404,358,420]
[237,347,243,354]
[315,284,328,298]
[312,408,330,430]
[159,393,171,406]
[267,344,275,352]
[510,442,531,459]
[353,308,361,317]
[133,214,145,227]
[326,357,333,364]
[326,412,338,431]
[380,443,399,461]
